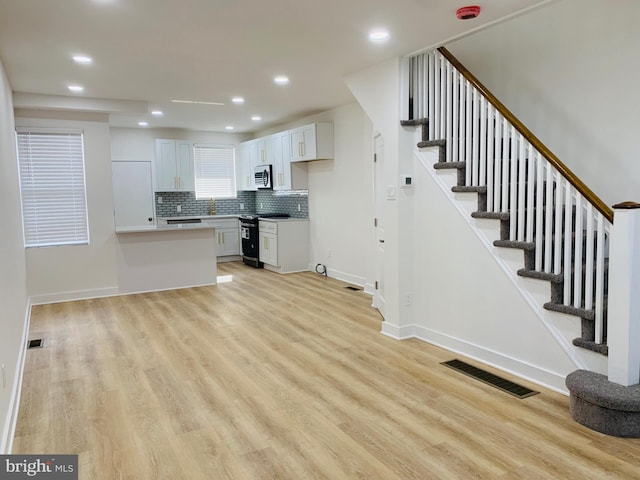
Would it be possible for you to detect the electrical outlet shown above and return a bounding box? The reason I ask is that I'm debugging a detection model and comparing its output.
[260,203,263,208]
[404,293,412,306]
[297,204,301,212]
[327,249,332,259]
[239,203,244,210]
[177,205,181,213]
[157,196,163,204]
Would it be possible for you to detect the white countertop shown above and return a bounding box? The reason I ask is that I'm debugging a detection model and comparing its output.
[115,223,216,234]
[258,217,309,223]
[161,214,239,221]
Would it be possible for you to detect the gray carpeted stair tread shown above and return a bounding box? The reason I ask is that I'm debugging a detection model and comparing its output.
[544,302,595,321]
[452,186,487,193]
[571,339,609,356]
[419,139,447,148]
[517,268,563,283]
[471,211,510,220]
[401,118,429,126]
[493,240,536,251]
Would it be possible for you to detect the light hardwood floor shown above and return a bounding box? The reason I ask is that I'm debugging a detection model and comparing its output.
[13,262,640,479]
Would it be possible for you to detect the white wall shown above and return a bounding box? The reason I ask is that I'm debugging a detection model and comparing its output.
[411,149,596,393]
[15,111,119,303]
[256,102,376,290]
[0,61,29,452]
[446,0,640,206]
[344,58,414,331]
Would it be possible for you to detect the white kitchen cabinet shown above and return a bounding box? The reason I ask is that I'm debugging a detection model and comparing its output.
[201,217,241,260]
[290,123,334,162]
[112,161,155,228]
[256,137,268,164]
[154,139,195,191]
[259,220,278,266]
[259,219,309,273]
[238,139,258,191]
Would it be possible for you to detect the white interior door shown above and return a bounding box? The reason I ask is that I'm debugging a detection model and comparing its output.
[112,161,155,228]
[373,135,385,318]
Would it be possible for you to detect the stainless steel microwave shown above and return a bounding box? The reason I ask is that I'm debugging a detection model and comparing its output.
[254,164,273,189]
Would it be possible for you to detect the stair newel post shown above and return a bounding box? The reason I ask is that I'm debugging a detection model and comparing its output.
[607,201,640,386]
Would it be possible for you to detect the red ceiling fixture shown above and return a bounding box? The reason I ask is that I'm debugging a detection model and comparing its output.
[456,5,481,20]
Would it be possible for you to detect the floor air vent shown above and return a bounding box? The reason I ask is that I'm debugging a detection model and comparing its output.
[28,338,44,349]
[345,286,361,291]
[441,359,539,399]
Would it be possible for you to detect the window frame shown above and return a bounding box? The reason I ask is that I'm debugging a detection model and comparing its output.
[193,143,237,200]
[15,127,90,248]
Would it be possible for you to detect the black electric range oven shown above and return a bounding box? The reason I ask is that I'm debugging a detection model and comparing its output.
[239,213,290,268]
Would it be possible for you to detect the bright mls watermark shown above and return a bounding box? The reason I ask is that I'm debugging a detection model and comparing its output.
[0,455,77,479]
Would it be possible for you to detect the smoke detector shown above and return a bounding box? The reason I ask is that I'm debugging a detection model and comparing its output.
[456,6,481,20]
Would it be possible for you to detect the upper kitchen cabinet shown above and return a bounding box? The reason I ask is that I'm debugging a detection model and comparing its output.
[154,139,195,192]
[256,137,268,165]
[237,139,258,191]
[270,130,307,191]
[290,123,334,162]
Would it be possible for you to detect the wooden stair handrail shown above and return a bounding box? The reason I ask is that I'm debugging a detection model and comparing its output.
[437,46,614,223]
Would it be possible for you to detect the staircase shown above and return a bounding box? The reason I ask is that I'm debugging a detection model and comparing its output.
[403,47,613,357]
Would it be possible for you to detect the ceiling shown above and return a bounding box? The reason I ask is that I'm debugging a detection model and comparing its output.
[0,0,551,133]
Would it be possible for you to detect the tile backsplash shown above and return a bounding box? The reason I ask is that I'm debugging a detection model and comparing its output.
[155,190,308,218]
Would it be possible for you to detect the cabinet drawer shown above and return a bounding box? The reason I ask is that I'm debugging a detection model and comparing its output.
[259,220,277,234]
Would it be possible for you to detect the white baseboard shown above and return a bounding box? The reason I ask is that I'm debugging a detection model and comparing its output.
[29,286,119,306]
[380,322,415,340]
[327,268,366,289]
[412,325,569,395]
[363,282,375,296]
[1,300,31,454]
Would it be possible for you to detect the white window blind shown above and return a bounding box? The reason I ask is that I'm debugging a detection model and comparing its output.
[193,144,236,199]
[16,128,89,248]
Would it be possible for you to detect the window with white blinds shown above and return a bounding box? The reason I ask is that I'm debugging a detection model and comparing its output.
[193,144,236,199]
[15,128,89,248]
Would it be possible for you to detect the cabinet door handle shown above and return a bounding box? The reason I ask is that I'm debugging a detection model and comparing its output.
[298,142,303,157]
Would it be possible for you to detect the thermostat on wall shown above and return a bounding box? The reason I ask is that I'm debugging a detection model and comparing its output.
[401,175,413,187]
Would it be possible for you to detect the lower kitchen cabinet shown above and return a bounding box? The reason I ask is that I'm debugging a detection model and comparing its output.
[259,219,309,273]
[201,217,241,261]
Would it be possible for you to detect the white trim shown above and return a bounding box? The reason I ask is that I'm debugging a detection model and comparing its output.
[308,264,367,290]
[363,282,376,296]
[411,325,569,395]
[380,322,415,340]
[29,287,119,306]
[1,300,31,454]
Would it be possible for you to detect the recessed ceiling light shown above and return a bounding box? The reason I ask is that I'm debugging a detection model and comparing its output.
[251,115,262,121]
[138,121,148,127]
[72,55,93,64]
[171,99,225,105]
[368,29,390,43]
[231,97,245,104]
[68,84,84,93]
[151,110,163,116]
[274,75,290,85]
[225,126,235,130]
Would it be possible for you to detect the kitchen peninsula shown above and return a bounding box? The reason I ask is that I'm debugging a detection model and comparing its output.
[115,222,217,294]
